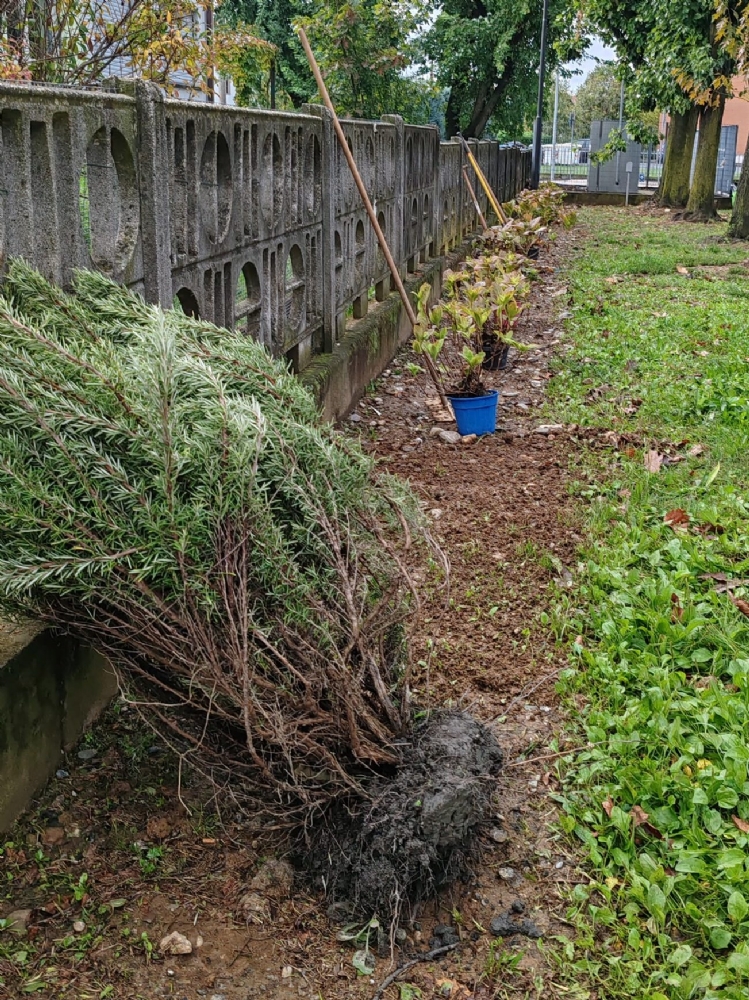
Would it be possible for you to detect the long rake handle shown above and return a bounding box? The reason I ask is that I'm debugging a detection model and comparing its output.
[297,26,450,412]
[462,166,488,231]
[459,135,508,223]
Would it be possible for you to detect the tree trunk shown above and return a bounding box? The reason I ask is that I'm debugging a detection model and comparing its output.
[728,129,749,238]
[654,106,698,207]
[685,96,726,220]
[445,86,462,138]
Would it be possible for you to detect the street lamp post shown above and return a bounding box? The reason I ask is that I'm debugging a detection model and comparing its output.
[531,0,551,188]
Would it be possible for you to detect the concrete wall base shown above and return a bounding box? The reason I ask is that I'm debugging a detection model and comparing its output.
[0,629,117,832]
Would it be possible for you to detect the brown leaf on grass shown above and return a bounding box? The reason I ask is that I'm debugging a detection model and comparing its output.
[603,797,614,818]
[733,816,749,834]
[631,805,664,839]
[625,447,636,459]
[730,595,749,617]
[605,275,619,284]
[664,508,690,531]
[694,522,726,537]
[671,592,684,621]
[688,444,704,457]
[676,265,690,276]
[631,805,649,826]
[644,450,664,473]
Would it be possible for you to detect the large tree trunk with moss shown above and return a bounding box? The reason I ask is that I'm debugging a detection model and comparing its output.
[685,97,726,220]
[728,130,749,238]
[654,106,698,207]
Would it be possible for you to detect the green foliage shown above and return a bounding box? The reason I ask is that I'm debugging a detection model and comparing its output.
[573,61,622,138]
[0,260,430,817]
[548,207,749,998]
[589,126,627,165]
[297,0,434,121]
[219,0,315,108]
[220,0,436,121]
[425,0,582,138]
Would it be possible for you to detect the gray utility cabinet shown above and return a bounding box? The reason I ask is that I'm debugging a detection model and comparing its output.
[587,119,642,194]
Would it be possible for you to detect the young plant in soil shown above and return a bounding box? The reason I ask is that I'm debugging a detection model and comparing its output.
[506,182,578,229]
[412,255,530,397]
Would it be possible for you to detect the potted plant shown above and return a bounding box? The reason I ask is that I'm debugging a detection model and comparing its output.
[411,257,531,436]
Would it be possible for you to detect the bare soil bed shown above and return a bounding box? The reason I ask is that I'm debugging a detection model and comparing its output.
[0,227,590,1000]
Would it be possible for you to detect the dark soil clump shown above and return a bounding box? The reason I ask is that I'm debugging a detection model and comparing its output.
[301,711,503,921]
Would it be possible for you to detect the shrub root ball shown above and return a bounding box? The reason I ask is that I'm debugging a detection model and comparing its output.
[302,712,503,921]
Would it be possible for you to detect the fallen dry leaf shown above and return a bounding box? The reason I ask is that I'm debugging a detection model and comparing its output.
[676,265,690,276]
[603,797,614,818]
[644,450,664,473]
[694,522,726,537]
[671,592,684,621]
[688,444,704,457]
[625,447,636,459]
[664,508,690,531]
[631,805,649,826]
[631,804,664,839]
[605,275,619,284]
[730,595,749,617]
[733,816,749,834]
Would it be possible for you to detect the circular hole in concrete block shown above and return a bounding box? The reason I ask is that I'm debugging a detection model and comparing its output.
[200,130,233,244]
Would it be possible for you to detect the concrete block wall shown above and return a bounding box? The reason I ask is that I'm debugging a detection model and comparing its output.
[0,627,117,832]
[0,80,531,375]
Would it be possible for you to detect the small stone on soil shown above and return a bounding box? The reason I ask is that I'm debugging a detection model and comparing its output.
[498,867,517,881]
[77,748,97,760]
[534,424,564,435]
[159,931,193,955]
[437,429,462,445]
[41,826,65,846]
[73,920,85,933]
[5,909,32,936]
[489,907,543,939]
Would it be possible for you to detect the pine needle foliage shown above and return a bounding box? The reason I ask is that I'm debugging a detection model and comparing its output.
[0,260,437,819]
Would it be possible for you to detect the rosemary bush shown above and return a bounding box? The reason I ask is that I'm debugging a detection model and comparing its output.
[0,260,435,818]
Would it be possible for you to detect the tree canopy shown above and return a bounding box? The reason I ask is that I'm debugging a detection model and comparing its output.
[425,0,582,138]
[573,61,622,136]
[0,0,271,93]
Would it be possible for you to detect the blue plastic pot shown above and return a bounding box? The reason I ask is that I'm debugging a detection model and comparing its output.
[447,389,499,436]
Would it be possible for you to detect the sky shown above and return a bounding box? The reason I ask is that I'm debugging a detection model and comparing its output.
[565,37,617,92]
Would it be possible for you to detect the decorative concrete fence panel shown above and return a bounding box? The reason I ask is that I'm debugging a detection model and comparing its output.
[0,80,532,374]
[0,83,145,295]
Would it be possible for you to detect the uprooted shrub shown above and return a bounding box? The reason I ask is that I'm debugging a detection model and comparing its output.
[0,259,441,821]
[0,261,509,921]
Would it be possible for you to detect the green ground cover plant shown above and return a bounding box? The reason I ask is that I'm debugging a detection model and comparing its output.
[549,208,749,999]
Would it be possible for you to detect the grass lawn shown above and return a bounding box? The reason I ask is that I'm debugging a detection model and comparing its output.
[549,208,749,999]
